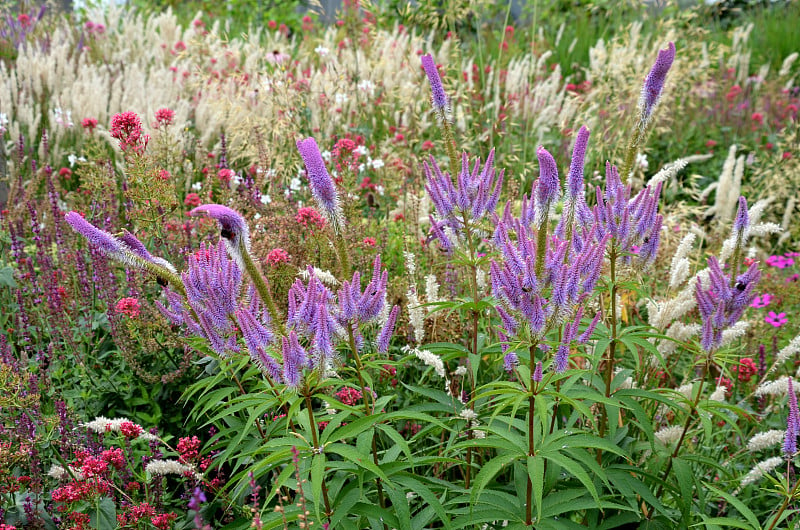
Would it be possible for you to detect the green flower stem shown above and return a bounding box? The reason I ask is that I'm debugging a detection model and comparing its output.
[525,342,539,527]
[620,121,645,184]
[131,254,185,296]
[239,245,285,336]
[347,325,388,517]
[766,468,800,530]
[440,113,460,179]
[599,246,619,443]
[303,386,333,522]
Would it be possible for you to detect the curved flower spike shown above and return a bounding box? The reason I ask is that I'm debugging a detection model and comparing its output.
[189,204,251,265]
[640,42,676,121]
[296,137,344,233]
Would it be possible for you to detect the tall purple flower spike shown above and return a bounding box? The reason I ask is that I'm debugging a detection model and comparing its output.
[424,149,503,253]
[640,42,676,121]
[119,230,177,274]
[377,305,399,354]
[695,256,760,352]
[784,378,799,457]
[189,204,251,268]
[421,53,448,112]
[534,146,561,228]
[282,331,307,388]
[296,137,344,232]
[65,212,132,265]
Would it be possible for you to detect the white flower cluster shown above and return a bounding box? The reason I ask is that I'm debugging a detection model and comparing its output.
[755,376,799,397]
[655,425,683,446]
[746,430,785,452]
[403,345,445,378]
[298,267,339,287]
[81,416,159,441]
[740,456,784,487]
[47,464,84,481]
[145,459,202,480]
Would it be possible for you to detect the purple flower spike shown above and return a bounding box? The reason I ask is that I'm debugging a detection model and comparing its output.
[534,146,561,227]
[640,42,676,120]
[532,361,543,382]
[65,212,131,265]
[189,204,251,264]
[784,378,799,457]
[120,230,177,273]
[282,331,307,388]
[733,196,749,237]
[554,344,570,373]
[421,53,448,112]
[504,352,519,373]
[377,305,399,353]
[567,126,590,199]
[297,137,344,231]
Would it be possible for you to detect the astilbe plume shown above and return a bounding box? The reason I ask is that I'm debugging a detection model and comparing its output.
[425,149,503,253]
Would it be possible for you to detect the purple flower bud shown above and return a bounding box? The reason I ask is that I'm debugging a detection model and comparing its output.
[421,53,448,112]
[640,42,676,120]
[554,344,570,373]
[377,305,399,353]
[534,146,561,227]
[532,361,543,382]
[296,137,344,231]
[578,311,601,343]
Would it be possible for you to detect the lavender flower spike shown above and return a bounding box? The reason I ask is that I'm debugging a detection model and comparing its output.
[566,126,590,199]
[297,137,344,232]
[534,146,561,228]
[189,204,251,266]
[65,212,130,264]
[377,305,399,353]
[784,377,799,457]
[421,53,448,113]
[640,42,676,121]
[65,212,183,292]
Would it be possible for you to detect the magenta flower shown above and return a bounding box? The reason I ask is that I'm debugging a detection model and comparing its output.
[765,311,788,328]
[766,255,795,269]
[750,293,773,308]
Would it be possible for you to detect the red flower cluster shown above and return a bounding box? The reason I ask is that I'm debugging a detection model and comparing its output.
[119,421,143,439]
[81,117,98,131]
[117,502,156,526]
[184,193,202,207]
[115,297,141,318]
[52,478,110,505]
[110,111,148,153]
[334,387,363,406]
[101,448,126,470]
[266,248,290,266]
[295,207,326,230]
[731,358,757,382]
[154,108,175,126]
[152,512,178,529]
[177,436,202,464]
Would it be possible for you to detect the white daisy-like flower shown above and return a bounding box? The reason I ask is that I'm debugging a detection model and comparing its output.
[454,366,467,377]
[289,177,302,191]
[191,182,202,191]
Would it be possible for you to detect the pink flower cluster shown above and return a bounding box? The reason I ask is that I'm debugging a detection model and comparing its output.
[266,248,290,266]
[766,254,795,269]
[335,387,363,406]
[154,107,175,126]
[296,206,326,230]
[110,111,148,154]
[115,297,141,318]
[750,293,773,308]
